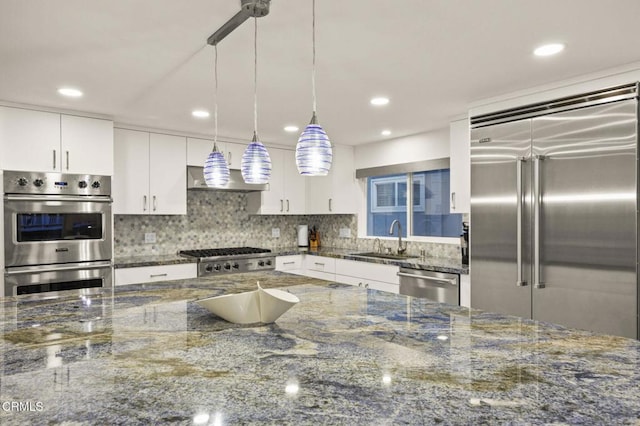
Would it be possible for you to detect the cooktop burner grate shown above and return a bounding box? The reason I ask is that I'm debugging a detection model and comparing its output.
[178,247,271,258]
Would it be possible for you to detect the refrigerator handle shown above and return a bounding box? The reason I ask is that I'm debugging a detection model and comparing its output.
[534,155,546,289]
[516,157,528,287]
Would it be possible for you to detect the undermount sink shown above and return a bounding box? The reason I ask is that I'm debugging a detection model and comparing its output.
[352,252,419,260]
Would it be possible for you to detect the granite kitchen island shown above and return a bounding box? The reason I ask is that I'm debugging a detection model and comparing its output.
[1,271,639,425]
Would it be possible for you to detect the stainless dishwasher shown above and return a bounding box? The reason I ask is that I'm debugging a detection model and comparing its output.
[397,268,460,305]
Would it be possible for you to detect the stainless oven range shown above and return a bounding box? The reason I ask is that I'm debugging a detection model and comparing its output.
[178,247,274,277]
[3,170,113,297]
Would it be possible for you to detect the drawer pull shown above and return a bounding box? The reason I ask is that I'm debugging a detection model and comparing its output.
[150,273,168,278]
[283,261,295,265]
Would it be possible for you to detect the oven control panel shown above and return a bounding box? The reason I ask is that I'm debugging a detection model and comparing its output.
[3,170,111,196]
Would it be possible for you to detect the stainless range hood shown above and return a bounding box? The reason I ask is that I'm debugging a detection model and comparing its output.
[187,166,268,192]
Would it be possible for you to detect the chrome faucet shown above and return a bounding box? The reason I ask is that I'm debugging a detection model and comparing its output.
[389,220,407,254]
[373,237,382,254]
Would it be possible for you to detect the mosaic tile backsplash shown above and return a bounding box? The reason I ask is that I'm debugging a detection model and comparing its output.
[114,191,462,259]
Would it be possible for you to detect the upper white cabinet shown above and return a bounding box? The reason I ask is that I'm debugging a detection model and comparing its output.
[247,148,306,215]
[187,137,245,170]
[0,106,113,175]
[305,144,357,214]
[114,128,186,215]
[449,118,470,213]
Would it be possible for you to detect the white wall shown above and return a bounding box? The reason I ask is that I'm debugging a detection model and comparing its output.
[354,127,449,170]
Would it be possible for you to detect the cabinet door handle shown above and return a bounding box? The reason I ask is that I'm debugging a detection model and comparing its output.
[286,199,290,212]
[143,195,147,212]
[66,151,69,170]
[314,262,325,266]
[282,261,295,265]
[227,151,232,166]
[153,195,157,212]
[534,155,545,289]
[53,150,57,169]
[329,198,333,212]
[149,273,168,278]
[451,192,456,210]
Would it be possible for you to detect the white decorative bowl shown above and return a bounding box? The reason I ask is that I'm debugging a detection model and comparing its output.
[196,282,299,324]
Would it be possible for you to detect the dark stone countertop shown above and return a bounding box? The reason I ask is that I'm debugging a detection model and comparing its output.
[274,246,469,275]
[0,271,638,424]
[113,247,468,275]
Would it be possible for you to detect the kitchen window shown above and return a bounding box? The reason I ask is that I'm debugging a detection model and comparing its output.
[360,161,462,238]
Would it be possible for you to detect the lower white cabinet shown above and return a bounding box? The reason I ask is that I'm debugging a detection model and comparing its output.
[115,263,197,286]
[302,255,336,281]
[334,258,399,294]
[460,274,470,308]
[275,255,304,274]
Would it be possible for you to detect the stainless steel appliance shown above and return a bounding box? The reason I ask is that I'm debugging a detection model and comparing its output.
[397,268,460,305]
[187,166,267,192]
[470,83,639,339]
[3,170,113,296]
[178,247,274,277]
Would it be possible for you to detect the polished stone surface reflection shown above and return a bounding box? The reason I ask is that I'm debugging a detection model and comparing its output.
[1,272,638,425]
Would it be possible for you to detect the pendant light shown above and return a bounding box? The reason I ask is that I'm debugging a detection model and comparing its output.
[204,44,230,188]
[241,17,272,184]
[296,0,332,176]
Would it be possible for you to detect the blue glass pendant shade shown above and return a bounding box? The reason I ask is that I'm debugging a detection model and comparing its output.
[204,145,230,188]
[241,132,272,184]
[296,113,332,176]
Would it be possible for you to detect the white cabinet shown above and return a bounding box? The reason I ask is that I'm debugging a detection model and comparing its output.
[460,274,470,308]
[187,137,246,170]
[114,128,186,215]
[247,148,306,215]
[302,255,336,281]
[334,258,399,294]
[449,118,470,213]
[275,255,304,274]
[115,263,197,286]
[0,106,113,174]
[305,144,357,214]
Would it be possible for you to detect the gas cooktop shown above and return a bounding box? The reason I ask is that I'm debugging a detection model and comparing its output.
[178,247,274,276]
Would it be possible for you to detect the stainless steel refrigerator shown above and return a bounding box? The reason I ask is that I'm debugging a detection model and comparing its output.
[470,84,638,339]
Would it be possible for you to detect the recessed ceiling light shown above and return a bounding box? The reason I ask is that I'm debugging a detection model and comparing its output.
[381,129,392,136]
[284,125,299,132]
[533,43,565,57]
[370,97,390,106]
[192,110,210,118]
[57,87,83,98]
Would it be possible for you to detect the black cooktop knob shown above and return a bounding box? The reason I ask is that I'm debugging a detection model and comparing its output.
[214,264,222,271]
[91,181,101,189]
[205,264,214,273]
[258,260,265,267]
[224,263,231,270]
[78,180,88,189]
[232,263,239,269]
[265,259,272,266]
[33,178,44,187]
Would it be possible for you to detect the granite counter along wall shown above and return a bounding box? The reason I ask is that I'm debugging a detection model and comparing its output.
[114,190,461,258]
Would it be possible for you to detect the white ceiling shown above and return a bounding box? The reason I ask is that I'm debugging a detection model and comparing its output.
[2,0,640,147]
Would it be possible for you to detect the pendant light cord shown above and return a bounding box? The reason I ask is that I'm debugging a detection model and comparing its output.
[254,17,258,136]
[311,0,317,114]
[213,44,219,150]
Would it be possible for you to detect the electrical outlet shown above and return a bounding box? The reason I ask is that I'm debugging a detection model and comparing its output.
[339,228,351,238]
[144,232,156,244]
[271,228,280,238]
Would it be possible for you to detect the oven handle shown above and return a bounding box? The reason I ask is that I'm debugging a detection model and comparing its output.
[4,195,113,203]
[6,261,112,275]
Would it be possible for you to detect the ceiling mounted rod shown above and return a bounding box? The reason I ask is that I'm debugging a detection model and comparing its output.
[207,0,271,46]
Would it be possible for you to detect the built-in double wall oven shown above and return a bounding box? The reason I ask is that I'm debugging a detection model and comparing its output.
[3,170,113,297]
